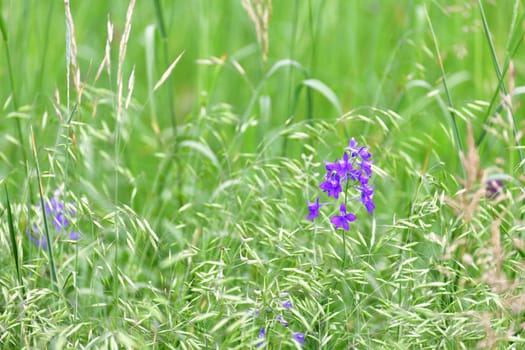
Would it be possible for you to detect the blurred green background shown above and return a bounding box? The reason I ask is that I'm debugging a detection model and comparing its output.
[2,1,522,216]
[1,1,519,116]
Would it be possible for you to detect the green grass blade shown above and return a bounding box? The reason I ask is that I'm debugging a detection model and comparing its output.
[4,184,26,297]
[30,127,58,289]
[425,5,463,155]
[476,31,524,146]
[153,0,167,39]
[152,0,181,206]
[153,0,176,131]
[477,0,524,169]
[1,12,29,175]
[302,78,342,116]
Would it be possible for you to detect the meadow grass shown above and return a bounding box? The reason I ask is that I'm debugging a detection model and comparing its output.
[1,1,525,349]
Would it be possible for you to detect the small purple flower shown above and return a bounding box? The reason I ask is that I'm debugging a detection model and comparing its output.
[319,173,342,199]
[348,138,370,160]
[358,159,372,179]
[27,224,48,250]
[293,332,305,345]
[359,183,375,215]
[248,308,260,318]
[282,300,292,309]
[28,187,80,248]
[330,204,356,231]
[44,192,77,232]
[257,327,266,347]
[53,212,69,232]
[326,153,354,180]
[362,195,375,215]
[486,179,504,199]
[306,197,321,221]
[348,138,359,153]
[68,232,80,241]
[45,197,63,215]
[277,315,289,327]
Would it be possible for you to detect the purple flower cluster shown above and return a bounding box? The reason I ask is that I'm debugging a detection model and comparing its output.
[27,187,79,249]
[254,300,305,347]
[307,138,374,230]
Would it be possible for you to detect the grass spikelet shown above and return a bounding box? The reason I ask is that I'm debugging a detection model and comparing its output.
[241,0,272,62]
[116,0,136,122]
[64,0,81,103]
[95,18,114,82]
[425,4,463,155]
[153,51,185,92]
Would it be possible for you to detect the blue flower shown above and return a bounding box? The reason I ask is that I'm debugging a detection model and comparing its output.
[45,196,75,232]
[248,308,260,318]
[282,300,292,309]
[293,332,305,345]
[327,152,354,180]
[277,315,289,327]
[348,137,370,160]
[28,187,79,248]
[307,137,375,229]
[359,183,375,215]
[68,231,80,240]
[330,203,356,231]
[306,197,321,221]
[257,327,266,347]
[319,173,342,199]
[27,224,48,249]
[486,179,504,199]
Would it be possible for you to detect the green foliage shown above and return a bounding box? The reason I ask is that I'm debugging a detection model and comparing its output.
[1,1,524,349]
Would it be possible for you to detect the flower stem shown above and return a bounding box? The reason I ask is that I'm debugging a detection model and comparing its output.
[341,172,351,270]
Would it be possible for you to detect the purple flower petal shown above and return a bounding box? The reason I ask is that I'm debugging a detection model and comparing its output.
[277,315,289,327]
[293,332,305,345]
[319,173,342,199]
[68,231,80,241]
[330,204,356,231]
[26,224,48,250]
[306,197,321,221]
[257,327,266,347]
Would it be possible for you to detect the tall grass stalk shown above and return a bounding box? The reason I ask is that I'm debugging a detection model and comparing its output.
[4,184,25,297]
[424,5,463,156]
[153,0,183,206]
[477,0,524,169]
[31,127,58,289]
[112,0,136,310]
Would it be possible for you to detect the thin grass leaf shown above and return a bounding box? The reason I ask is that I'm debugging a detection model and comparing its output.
[242,59,308,123]
[477,0,524,168]
[302,78,342,116]
[30,126,58,288]
[179,140,220,170]
[4,184,25,296]
[424,5,463,155]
